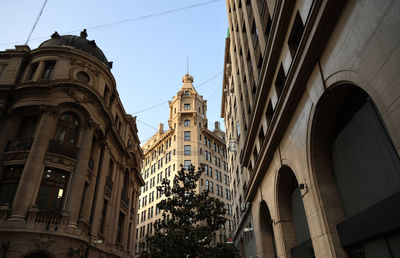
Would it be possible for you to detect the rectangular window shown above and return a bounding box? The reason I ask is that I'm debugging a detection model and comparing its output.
[288,12,305,58]
[184,90,189,96]
[184,104,190,109]
[36,167,68,212]
[16,115,39,140]
[184,160,191,169]
[184,131,191,141]
[100,199,108,234]
[0,166,23,205]
[28,62,38,80]
[116,211,125,243]
[41,61,56,79]
[184,145,191,155]
[205,150,208,160]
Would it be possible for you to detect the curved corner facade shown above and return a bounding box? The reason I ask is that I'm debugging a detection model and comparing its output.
[0,34,144,258]
[222,0,400,257]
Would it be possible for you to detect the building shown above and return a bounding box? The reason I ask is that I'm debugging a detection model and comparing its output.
[0,31,144,257]
[222,0,400,257]
[136,74,233,254]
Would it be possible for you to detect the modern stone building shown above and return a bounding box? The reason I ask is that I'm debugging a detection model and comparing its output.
[135,74,233,254]
[222,0,400,257]
[0,31,144,257]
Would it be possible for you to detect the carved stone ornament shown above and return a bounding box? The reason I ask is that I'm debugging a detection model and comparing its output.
[85,118,99,130]
[61,87,92,104]
[39,105,59,117]
[33,235,56,251]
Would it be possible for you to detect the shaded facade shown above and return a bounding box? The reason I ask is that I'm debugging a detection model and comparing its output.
[222,0,400,257]
[136,74,233,254]
[0,31,143,257]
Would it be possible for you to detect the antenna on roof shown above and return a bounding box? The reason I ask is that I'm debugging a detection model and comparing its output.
[25,0,48,45]
[187,56,189,74]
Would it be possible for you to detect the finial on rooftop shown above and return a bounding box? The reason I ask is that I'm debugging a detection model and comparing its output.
[51,31,60,39]
[80,29,88,39]
[182,73,194,83]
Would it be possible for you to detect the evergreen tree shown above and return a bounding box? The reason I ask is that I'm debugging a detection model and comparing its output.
[141,165,237,258]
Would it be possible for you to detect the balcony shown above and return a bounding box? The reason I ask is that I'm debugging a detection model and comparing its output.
[48,140,78,159]
[105,176,113,191]
[6,138,34,151]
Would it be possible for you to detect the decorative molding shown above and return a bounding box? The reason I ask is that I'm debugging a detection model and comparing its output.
[39,105,59,117]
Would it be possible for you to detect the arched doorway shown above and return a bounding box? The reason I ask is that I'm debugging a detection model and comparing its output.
[311,85,400,257]
[259,200,277,257]
[277,165,314,258]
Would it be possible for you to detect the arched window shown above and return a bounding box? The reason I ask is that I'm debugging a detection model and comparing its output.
[54,112,80,145]
[184,120,190,127]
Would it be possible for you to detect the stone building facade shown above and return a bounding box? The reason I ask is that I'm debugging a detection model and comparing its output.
[222,0,400,257]
[0,31,143,257]
[136,74,233,254]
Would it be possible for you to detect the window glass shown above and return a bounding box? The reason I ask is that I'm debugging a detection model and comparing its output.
[36,168,68,211]
[184,104,190,110]
[184,120,191,126]
[54,112,80,145]
[0,166,23,205]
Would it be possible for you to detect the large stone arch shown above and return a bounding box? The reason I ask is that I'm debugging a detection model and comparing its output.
[258,200,277,258]
[309,82,400,257]
[276,165,314,258]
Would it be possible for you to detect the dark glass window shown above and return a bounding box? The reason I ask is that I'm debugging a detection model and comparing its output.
[0,166,23,205]
[100,199,108,234]
[17,116,39,138]
[76,71,90,82]
[184,131,191,141]
[54,112,80,145]
[28,63,39,80]
[36,168,68,212]
[41,61,56,79]
[116,211,125,243]
[184,120,190,126]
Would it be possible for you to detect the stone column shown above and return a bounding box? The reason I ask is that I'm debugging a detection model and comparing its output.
[91,145,110,235]
[80,141,101,222]
[66,120,94,228]
[9,107,58,221]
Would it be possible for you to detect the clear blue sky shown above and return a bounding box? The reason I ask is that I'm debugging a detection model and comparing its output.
[0,0,228,143]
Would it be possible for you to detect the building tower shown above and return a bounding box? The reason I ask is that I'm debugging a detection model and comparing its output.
[136,74,233,254]
[0,31,143,258]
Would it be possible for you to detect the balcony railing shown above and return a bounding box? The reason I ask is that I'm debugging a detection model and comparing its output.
[48,140,78,159]
[6,138,34,151]
[121,191,129,205]
[105,176,113,191]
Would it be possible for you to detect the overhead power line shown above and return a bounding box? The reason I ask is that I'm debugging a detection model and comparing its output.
[25,0,48,45]
[0,0,222,47]
[132,71,222,115]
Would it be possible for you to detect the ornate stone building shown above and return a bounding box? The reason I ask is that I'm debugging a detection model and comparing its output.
[136,74,233,254]
[0,31,144,257]
[222,0,400,257]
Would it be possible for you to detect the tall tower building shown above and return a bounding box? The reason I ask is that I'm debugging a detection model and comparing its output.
[136,74,233,254]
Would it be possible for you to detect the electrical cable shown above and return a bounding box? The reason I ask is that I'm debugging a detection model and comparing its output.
[0,0,222,47]
[132,71,222,115]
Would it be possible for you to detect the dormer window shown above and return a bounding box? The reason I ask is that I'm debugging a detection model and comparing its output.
[184,91,189,96]
[184,104,190,110]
